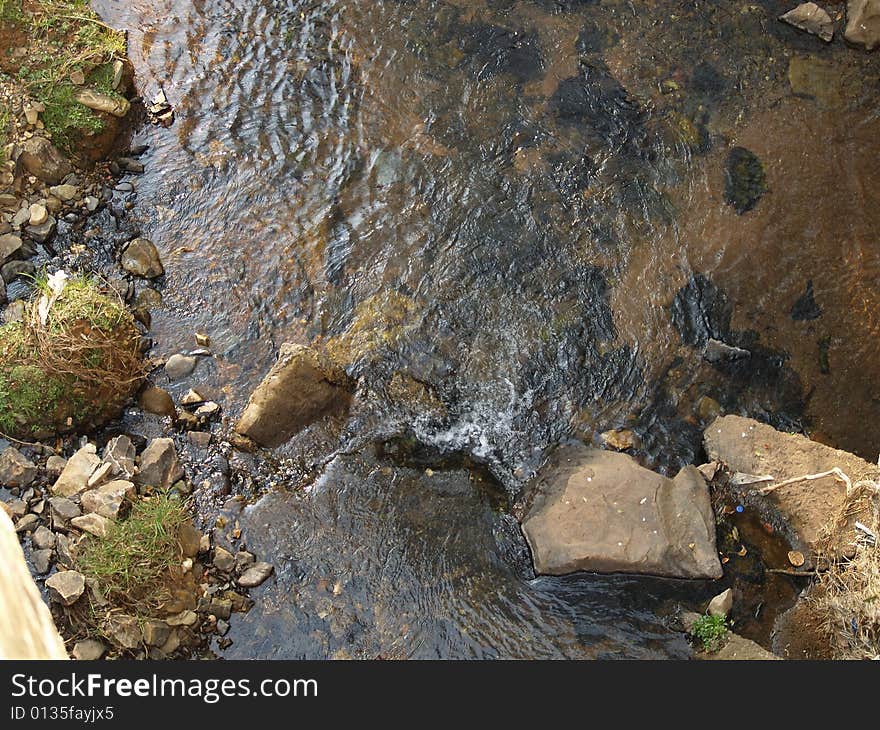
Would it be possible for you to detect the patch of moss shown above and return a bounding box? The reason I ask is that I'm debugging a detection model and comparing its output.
[692,613,728,653]
[0,275,143,438]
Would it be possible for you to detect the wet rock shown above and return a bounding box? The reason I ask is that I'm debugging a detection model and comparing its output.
[198,597,232,620]
[600,428,636,451]
[791,280,822,321]
[164,354,197,380]
[0,234,22,264]
[117,157,145,174]
[72,639,106,660]
[80,480,136,520]
[780,3,835,42]
[45,570,85,606]
[521,445,722,579]
[237,561,275,587]
[0,447,37,487]
[31,549,53,575]
[19,137,72,184]
[703,415,879,559]
[52,444,100,497]
[49,496,81,523]
[707,588,733,618]
[138,386,176,416]
[235,343,351,447]
[704,338,750,364]
[31,525,56,550]
[121,238,164,278]
[71,513,111,538]
[104,614,141,649]
[213,546,235,572]
[2,260,36,284]
[74,89,131,118]
[724,147,766,214]
[845,0,880,50]
[135,438,184,490]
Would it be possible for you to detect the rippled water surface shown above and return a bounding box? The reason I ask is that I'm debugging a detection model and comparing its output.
[93,0,880,658]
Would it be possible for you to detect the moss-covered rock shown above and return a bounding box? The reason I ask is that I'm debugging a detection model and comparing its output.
[0,276,143,438]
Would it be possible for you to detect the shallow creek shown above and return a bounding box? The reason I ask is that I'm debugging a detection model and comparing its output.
[92,0,880,658]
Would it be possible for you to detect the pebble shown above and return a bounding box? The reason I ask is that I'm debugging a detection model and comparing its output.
[72,639,106,661]
[45,570,86,606]
[165,353,197,380]
[31,525,56,550]
[28,203,48,226]
[31,549,53,575]
[237,562,274,588]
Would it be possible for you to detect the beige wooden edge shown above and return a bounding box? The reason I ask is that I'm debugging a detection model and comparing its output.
[0,508,68,659]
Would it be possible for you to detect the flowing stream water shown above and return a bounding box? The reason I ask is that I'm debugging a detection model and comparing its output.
[91,0,880,658]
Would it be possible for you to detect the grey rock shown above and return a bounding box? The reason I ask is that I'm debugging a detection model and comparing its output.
[48,184,78,202]
[845,0,880,50]
[135,438,184,490]
[213,546,235,572]
[102,435,136,479]
[52,444,100,497]
[45,455,68,478]
[780,3,835,42]
[25,218,56,244]
[71,513,111,538]
[28,203,48,226]
[55,532,75,568]
[85,196,100,212]
[117,157,145,174]
[31,548,53,575]
[7,499,27,518]
[11,207,30,230]
[72,639,106,660]
[2,260,36,284]
[0,447,37,487]
[237,562,274,588]
[198,597,232,620]
[74,89,131,117]
[45,570,86,605]
[103,614,141,649]
[164,353,197,380]
[235,343,350,447]
[14,513,39,532]
[234,550,256,574]
[708,588,734,618]
[121,238,163,278]
[0,233,22,264]
[166,610,198,627]
[49,497,81,523]
[142,619,171,647]
[31,525,56,550]
[19,136,72,184]
[522,445,722,579]
[80,480,136,520]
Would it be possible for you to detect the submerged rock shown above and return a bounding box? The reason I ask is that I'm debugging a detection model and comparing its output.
[121,238,164,278]
[703,415,879,559]
[521,445,722,579]
[845,0,880,50]
[235,343,351,447]
[723,147,767,214]
[780,3,835,42]
[138,386,176,416]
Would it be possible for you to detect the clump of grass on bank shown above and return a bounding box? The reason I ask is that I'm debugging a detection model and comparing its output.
[0,274,143,438]
[1,0,126,152]
[0,104,9,164]
[692,614,728,653]
[76,494,189,617]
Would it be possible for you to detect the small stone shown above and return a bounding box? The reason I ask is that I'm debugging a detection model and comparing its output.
[213,546,235,572]
[48,184,78,202]
[14,513,39,532]
[80,480,136,520]
[234,550,256,574]
[199,534,211,553]
[135,438,184,490]
[216,619,230,636]
[31,525,56,550]
[2,260,36,284]
[780,3,835,42]
[166,610,198,627]
[845,0,880,50]
[31,548,53,575]
[85,196,100,212]
[788,550,806,567]
[72,639,106,660]
[180,388,204,405]
[11,208,30,230]
[178,521,202,558]
[19,136,72,184]
[0,446,38,487]
[139,386,176,417]
[25,218,56,244]
[7,499,27,518]
[104,614,141,649]
[86,462,114,489]
[142,619,171,647]
[237,562,274,588]
[45,455,67,478]
[69,70,86,86]
[195,333,210,347]
[708,588,734,618]
[55,532,75,568]
[102,435,136,478]
[165,354,197,380]
[71,513,111,538]
[600,428,636,451]
[121,238,164,278]
[28,203,48,226]
[198,597,232,620]
[187,431,211,449]
[75,89,131,118]
[49,496,81,522]
[117,157,145,174]
[52,444,100,497]
[195,401,220,418]
[45,570,86,606]
[0,233,22,263]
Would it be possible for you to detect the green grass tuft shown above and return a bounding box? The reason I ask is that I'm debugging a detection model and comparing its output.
[692,614,729,653]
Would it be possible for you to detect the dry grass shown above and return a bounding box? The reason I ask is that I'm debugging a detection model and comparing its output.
[812,484,880,660]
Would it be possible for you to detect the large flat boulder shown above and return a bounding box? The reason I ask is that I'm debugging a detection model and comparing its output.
[703,415,879,558]
[235,344,350,447]
[522,446,722,579]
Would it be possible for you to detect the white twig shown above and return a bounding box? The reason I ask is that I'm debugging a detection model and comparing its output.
[758,467,853,496]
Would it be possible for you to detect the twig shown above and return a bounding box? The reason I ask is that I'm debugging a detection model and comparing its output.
[758,467,853,496]
[766,568,819,577]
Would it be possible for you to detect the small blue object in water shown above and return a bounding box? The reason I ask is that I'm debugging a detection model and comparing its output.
[735,505,744,513]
